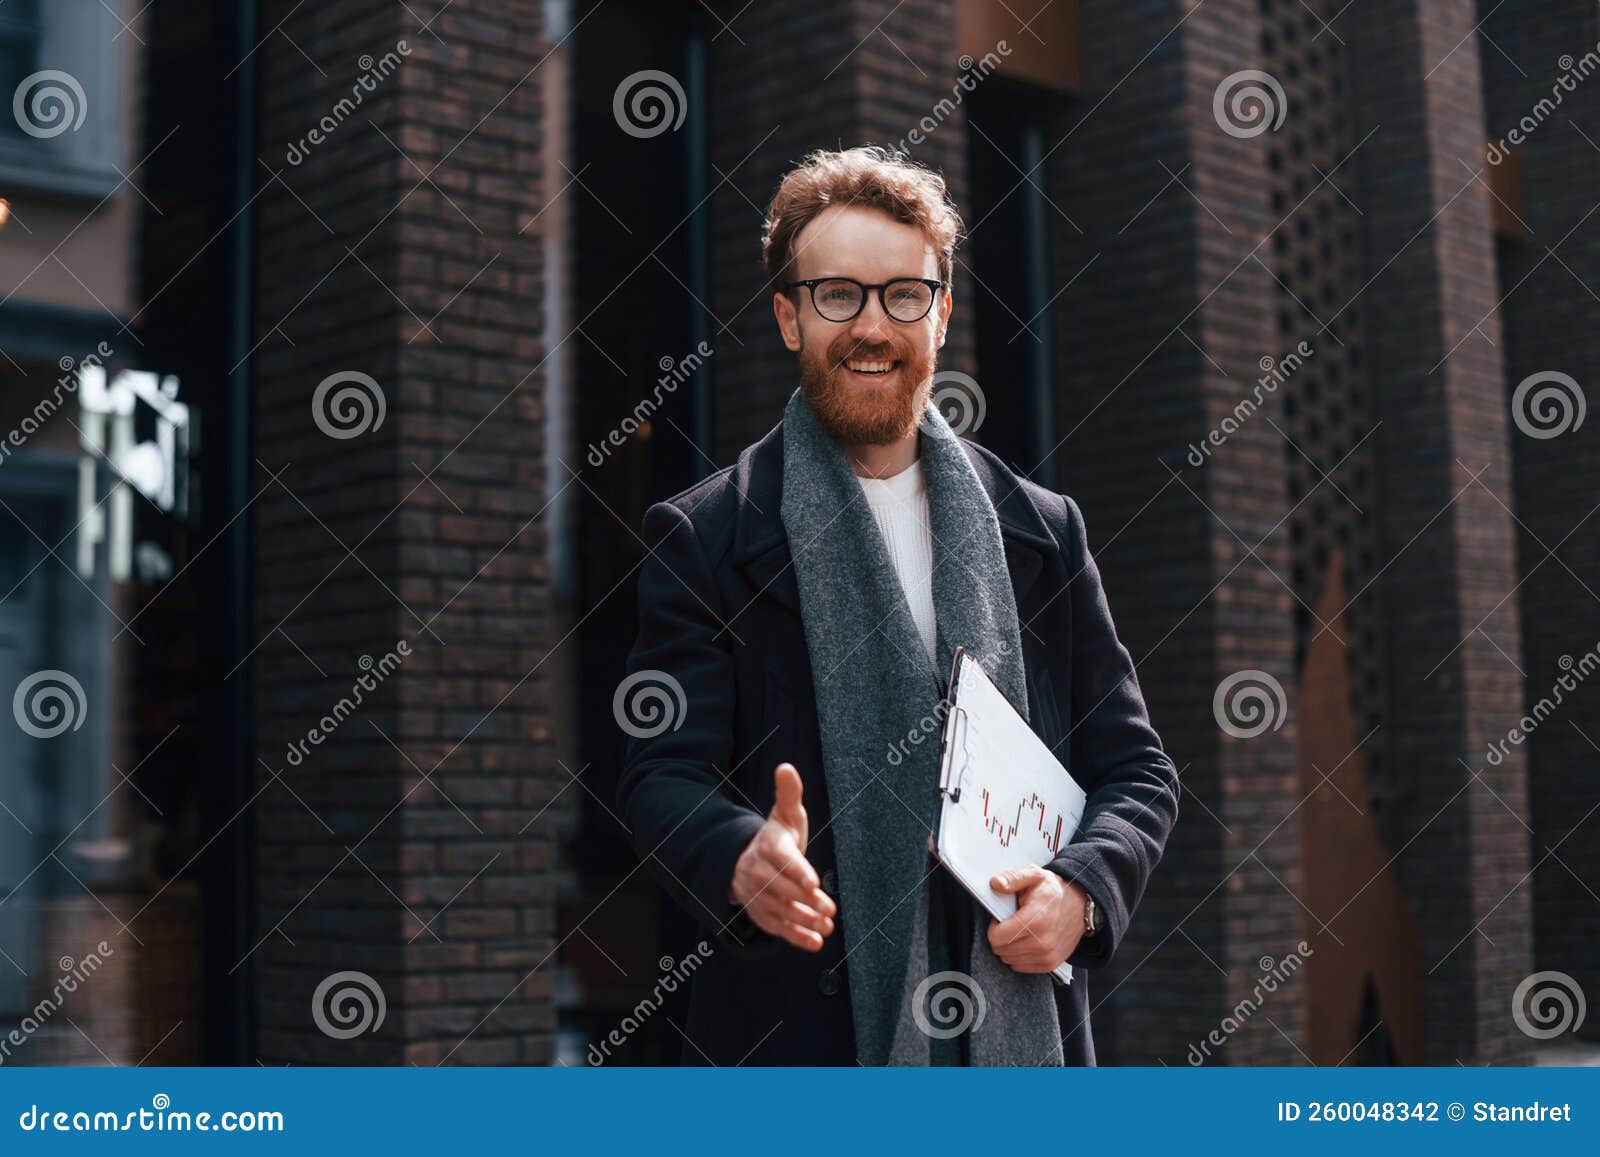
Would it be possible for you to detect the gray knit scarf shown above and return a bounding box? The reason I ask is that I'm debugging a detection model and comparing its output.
[779,386,1064,1067]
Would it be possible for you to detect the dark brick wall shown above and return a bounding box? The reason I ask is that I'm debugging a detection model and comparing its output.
[232,0,1578,1067]
[705,0,865,460]
[1046,0,1303,1064]
[1346,0,1532,1063]
[1478,0,1600,1036]
[252,0,560,1064]
[1261,0,1416,1065]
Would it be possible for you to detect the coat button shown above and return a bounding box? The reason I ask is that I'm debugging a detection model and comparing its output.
[820,868,838,897]
[818,968,843,997]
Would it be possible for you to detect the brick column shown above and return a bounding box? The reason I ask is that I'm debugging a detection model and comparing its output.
[252,0,560,1064]
[1478,0,1600,1039]
[1347,0,1532,1063]
[1047,0,1303,1063]
[706,0,967,459]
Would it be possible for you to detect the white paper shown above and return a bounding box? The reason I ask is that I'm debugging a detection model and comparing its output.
[935,651,1088,985]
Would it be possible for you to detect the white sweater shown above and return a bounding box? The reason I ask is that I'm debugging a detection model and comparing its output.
[857,458,938,666]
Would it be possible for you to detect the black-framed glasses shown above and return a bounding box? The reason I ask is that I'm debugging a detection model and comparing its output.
[785,277,944,323]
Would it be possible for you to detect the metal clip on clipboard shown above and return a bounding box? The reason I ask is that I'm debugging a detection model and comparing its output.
[935,644,972,804]
[937,703,971,803]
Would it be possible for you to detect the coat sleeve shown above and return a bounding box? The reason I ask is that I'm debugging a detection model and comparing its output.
[615,499,771,952]
[1043,493,1180,970]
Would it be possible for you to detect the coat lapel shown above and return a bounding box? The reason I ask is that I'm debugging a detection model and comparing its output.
[730,421,799,614]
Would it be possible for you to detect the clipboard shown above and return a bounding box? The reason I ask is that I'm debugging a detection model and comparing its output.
[931,646,1088,986]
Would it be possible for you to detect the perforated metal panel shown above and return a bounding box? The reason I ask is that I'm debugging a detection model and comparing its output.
[1259,0,1392,805]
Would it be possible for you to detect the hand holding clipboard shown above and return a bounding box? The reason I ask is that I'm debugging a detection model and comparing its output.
[931,646,1088,985]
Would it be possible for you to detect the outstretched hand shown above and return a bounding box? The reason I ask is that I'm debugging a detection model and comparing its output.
[729,763,837,952]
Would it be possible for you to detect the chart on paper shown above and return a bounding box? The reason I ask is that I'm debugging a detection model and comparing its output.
[933,649,1089,984]
[979,788,1074,855]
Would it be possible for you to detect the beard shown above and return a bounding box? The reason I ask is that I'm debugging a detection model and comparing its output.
[797,330,936,446]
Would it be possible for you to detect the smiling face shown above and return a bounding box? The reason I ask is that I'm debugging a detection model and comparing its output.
[772,204,953,446]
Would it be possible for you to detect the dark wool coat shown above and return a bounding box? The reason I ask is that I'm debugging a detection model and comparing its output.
[617,419,1180,1065]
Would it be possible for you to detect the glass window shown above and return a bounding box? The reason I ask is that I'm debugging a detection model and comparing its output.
[0,0,41,140]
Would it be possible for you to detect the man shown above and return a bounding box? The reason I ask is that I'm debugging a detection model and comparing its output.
[617,145,1178,1066]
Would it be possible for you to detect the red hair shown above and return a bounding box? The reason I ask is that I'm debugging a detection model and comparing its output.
[761,145,963,293]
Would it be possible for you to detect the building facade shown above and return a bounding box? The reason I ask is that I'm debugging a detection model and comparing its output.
[0,0,1594,1066]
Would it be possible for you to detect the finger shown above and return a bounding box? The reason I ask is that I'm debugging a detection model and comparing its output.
[783,899,835,938]
[990,936,1055,969]
[747,866,814,909]
[987,913,1033,949]
[993,945,1044,972]
[783,923,826,952]
[772,763,808,843]
[756,870,835,927]
[1003,957,1055,974]
[999,932,1056,960]
[765,836,822,893]
[1003,928,1066,967]
[757,914,823,952]
[746,883,834,945]
[750,860,834,928]
[775,881,835,919]
[989,866,1046,895]
[990,909,1055,953]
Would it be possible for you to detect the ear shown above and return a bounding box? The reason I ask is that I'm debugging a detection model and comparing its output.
[936,283,953,348]
[773,290,802,352]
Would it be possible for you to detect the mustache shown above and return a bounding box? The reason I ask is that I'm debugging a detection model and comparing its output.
[831,340,905,363]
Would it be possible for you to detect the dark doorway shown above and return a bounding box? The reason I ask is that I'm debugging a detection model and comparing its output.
[964,77,1068,489]
[564,0,711,1064]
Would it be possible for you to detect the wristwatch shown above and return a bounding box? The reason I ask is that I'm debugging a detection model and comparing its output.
[1083,891,1101,937]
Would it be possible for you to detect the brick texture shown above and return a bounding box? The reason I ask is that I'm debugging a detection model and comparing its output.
[232,0,1579,1067]
[1043,0,1303,1064]
[1478,0,1600,1040]
[1345,0,1532,1064]
[251,0,561,1065]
